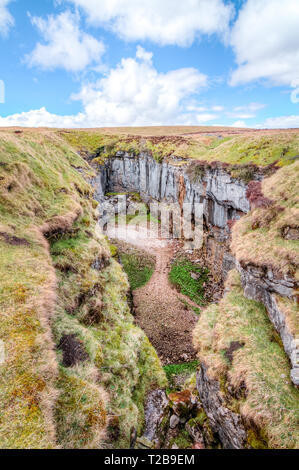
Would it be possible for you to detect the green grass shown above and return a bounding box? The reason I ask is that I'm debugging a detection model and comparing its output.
[179,298,201,315]
[164,361,199,382]
[164,361,199,392]
[120,252,155,290]
[59,128,299,168]
[169,258,209,305]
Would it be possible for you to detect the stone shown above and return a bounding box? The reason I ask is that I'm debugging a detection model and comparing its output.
[186,420,205,444]
[93,152,251,284]
[237,261,298,386]
[191,272,200,280]
[170,415,180,429]
[139,389,170,448]
[196,364,247,449]
[283,227,299,240]
[136,436,155,449]
[168,390,197,418]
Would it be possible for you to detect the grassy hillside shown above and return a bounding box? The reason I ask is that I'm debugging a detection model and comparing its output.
[58,128,299,167]
[0,126,298,449]
[0,129,166,449]
[193,270,299,449]
[231,161,299,283]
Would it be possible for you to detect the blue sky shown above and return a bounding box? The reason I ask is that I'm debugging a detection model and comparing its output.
[0,0,298,128]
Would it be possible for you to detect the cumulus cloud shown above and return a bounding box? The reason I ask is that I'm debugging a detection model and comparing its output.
[230,120,248,128]
[230,0,299,89]
[258,115,299,129]
[26,11,105,72]
[0,107,85,127]
[72,47,208,126]
[226,102,265,119]
[66,0,234,46]
[0,0,14,36]
[0,47,210,127]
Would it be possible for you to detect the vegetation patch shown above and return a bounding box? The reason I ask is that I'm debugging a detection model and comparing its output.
[0,128,166,449]
[169,258,209,305]
[113,242,156,291]
[59,128,299,168]
[231,161,299,279]
[164,361,199,391]
[193,270,299,449]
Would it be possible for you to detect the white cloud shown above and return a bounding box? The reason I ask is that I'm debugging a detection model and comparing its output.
[194,113,219,124]
[230,0,299,90]
[0,0,14,36]
[67,0,234,46]
[226,102,265,119]
[258,115,299,129]
[0,107,85,127]
[0,47,209,127]
[233,103,265,112]
[230,120,248,128]
[211,105,224,112]
[26,11,105,72]
[291,79,299,104]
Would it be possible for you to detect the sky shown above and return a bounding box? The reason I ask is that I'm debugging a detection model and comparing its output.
[0,0,298,128]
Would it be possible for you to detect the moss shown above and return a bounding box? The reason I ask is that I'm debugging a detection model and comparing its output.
[109,244,118,258]
[169,429,193,449]
[55,368,107,449]
[169,258,209,305]
[247,428,269,449]
[230,165,257,183]
[119,251,155,291]
[164,361,199,383]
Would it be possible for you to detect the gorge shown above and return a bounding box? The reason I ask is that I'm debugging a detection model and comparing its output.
[0,128,298,450]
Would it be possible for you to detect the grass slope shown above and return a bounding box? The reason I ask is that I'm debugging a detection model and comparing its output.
[231,161,299,282]
[169,258,209,306]
[193,270,299,449]
[0,129,166,449]
[59,128,299,167]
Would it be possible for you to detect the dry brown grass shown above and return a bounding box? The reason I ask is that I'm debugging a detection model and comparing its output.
[231,161,299,279]
[0,129,105,448]
[193,270,299,449]
[0,128,166,449]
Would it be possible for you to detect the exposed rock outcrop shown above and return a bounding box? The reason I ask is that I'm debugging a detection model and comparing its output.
[137,389,170,448]
[196,363,247,449]
[93,152,250,282]
[93,151,298,387]
[237,261,299,386]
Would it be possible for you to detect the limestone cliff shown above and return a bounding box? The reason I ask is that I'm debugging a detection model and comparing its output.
[92,152,298,391]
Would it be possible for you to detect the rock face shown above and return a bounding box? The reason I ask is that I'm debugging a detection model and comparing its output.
[237,262,299,386]
[196,363,247,449]
[93,152,250,282]
[137,389,170,448]
[92,151,298,386]
[92,151,299,432]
